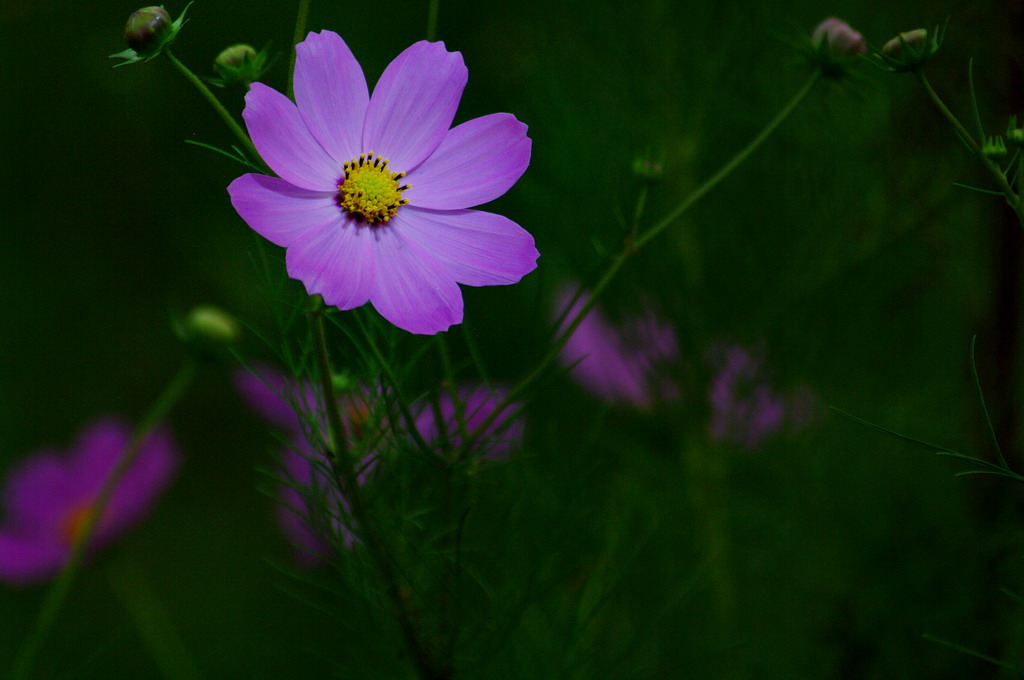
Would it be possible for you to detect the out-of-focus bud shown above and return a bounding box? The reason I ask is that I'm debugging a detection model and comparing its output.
[1007,116,1024,147]
[806,17,866,79]
[110,3,192,67]
[632,154,664,182]
[983,135,1008,159]
[812,18,867,57]
[209,43,271,88]
[875,25,943,74]
[176,305,240,359]
[882,29,927,58]
[124,7,171,55]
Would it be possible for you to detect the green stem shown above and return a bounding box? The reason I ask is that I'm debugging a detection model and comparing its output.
[349,311,434,457]
[309,297,349,459]
[11,359,199,680]
[288,0,312,98]
[107,555,204,680]
[307,298,446,679]
[633,70,820,250]
[164,48,261,166]
[426,0,440,42]
[917,72,1021,212]
[458,71,822,454]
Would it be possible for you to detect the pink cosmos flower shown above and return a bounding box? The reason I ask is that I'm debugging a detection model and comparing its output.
[228,31,539,335]
[413,385,523,460]
[555,286,681,408]
[0,419,177,586]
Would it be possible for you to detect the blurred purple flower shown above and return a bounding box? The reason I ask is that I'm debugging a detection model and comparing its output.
[413,385,523,460]
[811,17,866,57]
[555,286,680,408]
[228,30,539,335]
[275,437,375,564]
[0,419,177,586]
[707,344,815,449]
[236,365,376,563]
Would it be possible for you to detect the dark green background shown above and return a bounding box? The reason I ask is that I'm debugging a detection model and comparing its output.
[3,0,1024,677]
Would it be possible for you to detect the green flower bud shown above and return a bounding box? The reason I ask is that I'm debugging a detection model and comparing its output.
[874,25,944,74]
[176,305,240,358]
[881,28,927,58]
[124,6,172,55]
[632,155,664,182]
[215,44,256,70]
[983,135,1008,158]
[1006,116,1024,147]
[110,3,192,67]
[209,43,271,88]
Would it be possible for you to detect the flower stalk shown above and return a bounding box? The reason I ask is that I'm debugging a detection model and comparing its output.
[163,48,262,166]
[309,297,449,680]
[916,72,1024,223]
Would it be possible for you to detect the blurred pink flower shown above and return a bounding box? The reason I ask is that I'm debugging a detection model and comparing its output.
[0,419,177,585]
[236,365,377,563]
[554,286,680,408]
[707,344,816,449]
[413,385,523,460]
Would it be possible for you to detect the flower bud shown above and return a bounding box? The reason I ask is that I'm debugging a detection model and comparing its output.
[124,6,171,55]
[632,155,664,182]
[875,26,943,74]
[882,28,927,58]
[807,18,866,79]
[1008,117,1024,147]
[812,18,867,58]
[210,43,270,88]
[177,305,240,358]
[215,44,256,70]
[110,3,192,67]
[983,135,1008,159]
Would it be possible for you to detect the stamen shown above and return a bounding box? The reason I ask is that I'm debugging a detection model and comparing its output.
[336,152,409,225]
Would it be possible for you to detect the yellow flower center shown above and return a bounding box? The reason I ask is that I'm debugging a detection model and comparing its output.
[336,152,409,225]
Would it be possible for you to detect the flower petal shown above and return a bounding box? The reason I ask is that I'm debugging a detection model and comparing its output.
[294,30,368,164]
[285,216,378,310]
[556,289,652,407]
[369,228,463,334]
[234,365,309,432]
[4,452,75,532]
[243,82,339,191]
[362,41,467,173]
[228,174,340,248]
[404,113,531,210]
[100,427,177,543]
[0,533,67,585]
[394,207,538,286]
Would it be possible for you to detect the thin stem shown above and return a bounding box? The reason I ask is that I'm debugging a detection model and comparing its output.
[349,311,434,456]
[633,70,821,250]
[164,48,261,166]
[307,298,446,679]
[11,359,199,680]
[426,0,440,42]
[309,297,350,459]
[288,0,312,98]
[917,72,1021,212]
[458,71,822,454]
